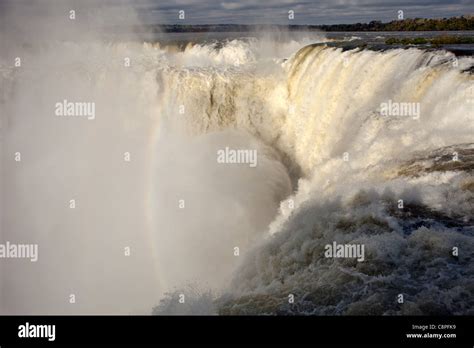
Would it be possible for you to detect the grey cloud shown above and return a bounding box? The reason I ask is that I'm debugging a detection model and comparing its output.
[1,0,472,25]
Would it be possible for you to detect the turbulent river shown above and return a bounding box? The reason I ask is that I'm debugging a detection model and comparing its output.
[1,34,473,314]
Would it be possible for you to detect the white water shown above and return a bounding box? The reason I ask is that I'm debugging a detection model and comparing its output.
[1,33,473,314]
[153,38,474,315]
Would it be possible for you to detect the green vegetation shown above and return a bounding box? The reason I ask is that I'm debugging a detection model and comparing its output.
[430,36,474,45]
[385,36,474,46]
[319,16,474,32]
[141,15,474,33]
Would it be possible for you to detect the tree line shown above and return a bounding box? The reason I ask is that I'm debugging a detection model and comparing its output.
[318,16,474,31]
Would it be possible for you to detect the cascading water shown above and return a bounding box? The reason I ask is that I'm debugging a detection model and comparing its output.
[1,35,473,314]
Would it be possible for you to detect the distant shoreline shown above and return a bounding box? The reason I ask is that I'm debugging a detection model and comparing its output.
[117,16,474,33]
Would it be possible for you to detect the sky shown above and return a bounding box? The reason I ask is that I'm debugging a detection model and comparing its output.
[131,0,473,25]
[1,0,473,26]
